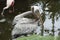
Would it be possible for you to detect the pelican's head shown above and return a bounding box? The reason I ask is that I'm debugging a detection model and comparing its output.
[31,2,44,14]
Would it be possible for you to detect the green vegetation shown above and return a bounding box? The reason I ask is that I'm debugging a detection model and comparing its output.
[17,35,60,40]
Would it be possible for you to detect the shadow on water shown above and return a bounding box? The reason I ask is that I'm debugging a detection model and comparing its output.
[0,22,12,40]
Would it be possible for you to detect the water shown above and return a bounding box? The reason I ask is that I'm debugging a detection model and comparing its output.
[0,21,12,40]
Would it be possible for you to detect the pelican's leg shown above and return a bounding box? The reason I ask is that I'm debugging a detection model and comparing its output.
[1,9,5,17]
[1,6,10,17]
[0,9,6,22]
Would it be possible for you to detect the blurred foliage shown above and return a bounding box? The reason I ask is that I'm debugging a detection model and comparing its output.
[17,35,55,40]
